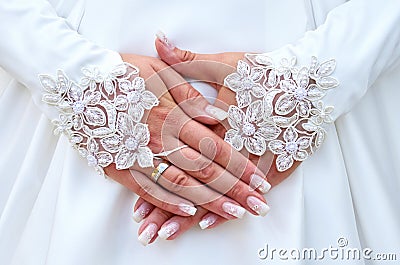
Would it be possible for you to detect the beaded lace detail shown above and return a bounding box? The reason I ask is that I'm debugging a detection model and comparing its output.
[224,54,339,172]
[40,63,159,175]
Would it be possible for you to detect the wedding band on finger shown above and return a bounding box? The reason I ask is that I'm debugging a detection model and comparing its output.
[151,162,170,183]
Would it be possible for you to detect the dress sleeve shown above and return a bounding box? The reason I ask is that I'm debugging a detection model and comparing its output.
[0,0,123,118]
[0,0,161,175]
[223,0,400,171]
[265,0,400,120]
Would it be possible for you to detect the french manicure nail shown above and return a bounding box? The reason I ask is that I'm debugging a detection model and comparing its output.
[138,223,158,246]
[199,215,217,230]
[132,202,152,223]
[158,222,180,240]
[205,105,228,121]
[178,203,197,216]
[156,30,175,50]
[249,174,271,194]
[222,202,246,219]
[246,196,270,217]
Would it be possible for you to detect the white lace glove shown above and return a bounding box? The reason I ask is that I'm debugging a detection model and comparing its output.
[125,39,339,245]
[137,0,400,243]
[40,62,161,175]
[155,36,338,173]
[39,53,272,223]
[224,54,338,171]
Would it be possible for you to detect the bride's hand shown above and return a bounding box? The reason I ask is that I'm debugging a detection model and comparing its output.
[154,37,302,187]
[129,35,311,245]
[133,197,227,245]
[104,54,270,223]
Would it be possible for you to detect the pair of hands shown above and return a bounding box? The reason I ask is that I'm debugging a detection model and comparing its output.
[104,34,300,245]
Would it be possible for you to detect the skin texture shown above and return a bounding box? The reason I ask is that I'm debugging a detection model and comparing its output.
[133,38,302,244]
[102,53,269,221]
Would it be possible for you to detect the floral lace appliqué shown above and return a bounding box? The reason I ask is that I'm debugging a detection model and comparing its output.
[40,63,159,175]
[224,54,339,172]
[225,100,281,156]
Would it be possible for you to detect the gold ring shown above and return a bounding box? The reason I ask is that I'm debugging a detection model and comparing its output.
[151,162,170,183]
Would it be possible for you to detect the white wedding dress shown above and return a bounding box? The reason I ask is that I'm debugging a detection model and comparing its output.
[1,0,399,264]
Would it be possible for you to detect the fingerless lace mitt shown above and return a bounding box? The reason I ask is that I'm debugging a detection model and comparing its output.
[224,54,339,172]
[40,63,159,175]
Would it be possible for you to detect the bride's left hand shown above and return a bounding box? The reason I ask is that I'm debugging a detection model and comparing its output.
[133,197,227,245]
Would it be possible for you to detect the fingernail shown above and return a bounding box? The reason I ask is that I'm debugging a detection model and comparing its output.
[222,202,246,219]
[199,215,217,230]
[132,202,152,223]
[246,196,270,217]
[138,223,158,246]
[205,105,228,121]
[156,30,175,50]
[178,203,197,216]
[158,222,180,240]
[249,174,271,194]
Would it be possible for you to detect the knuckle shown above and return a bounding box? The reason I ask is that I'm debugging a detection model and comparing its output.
[168,174,190,193]
[158,198,174,213]
[199,162,217,182]
[182,50,196,62]
[184,87,201,104]
[230,159,248,179]
[229,184,244,200]
[154,208,173,221]
[184,85,201,100]
[201,138,223,160]
[191,157,209,171]
[213,140,224,159]
[135,183,154,198]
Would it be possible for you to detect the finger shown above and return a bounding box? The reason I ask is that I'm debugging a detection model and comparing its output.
[141,207,206,242]
[137,207,173,246]
[137,162,248,220]
[164,145,270,217]
[143,67,272,195]
[158,105,271,193]
[157,208,228,241]
[155,34,239,85]
[105,165,197,217]
[149,55,228,124]
[177,119,272,194]
[267,159,302,187]
[132,197,155,223]
[197,212,228,230]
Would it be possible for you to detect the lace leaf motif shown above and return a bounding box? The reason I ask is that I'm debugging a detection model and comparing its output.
[224,55,339,172]
[40,63,159,175]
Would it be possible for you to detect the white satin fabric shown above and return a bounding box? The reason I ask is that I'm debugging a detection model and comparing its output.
[0,0,399,264]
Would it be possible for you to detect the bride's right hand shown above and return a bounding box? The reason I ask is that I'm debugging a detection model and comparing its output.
[102,54,271,220]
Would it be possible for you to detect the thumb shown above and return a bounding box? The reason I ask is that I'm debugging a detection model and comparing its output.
[155,31,237,86]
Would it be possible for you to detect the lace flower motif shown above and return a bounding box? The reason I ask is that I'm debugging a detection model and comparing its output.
[309,101,334,125]
[224,60,266,108]
[52,114,73,135]
[80,67,103,91]
[101,113,153,169]
[80,138,113,168]
[68,84,106,130]
[225,100,281,155]
[275,67,325,117]
[40,63,159,175]
[114,77,159,122]
[268,127,311,172]
[223,54,339,172]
